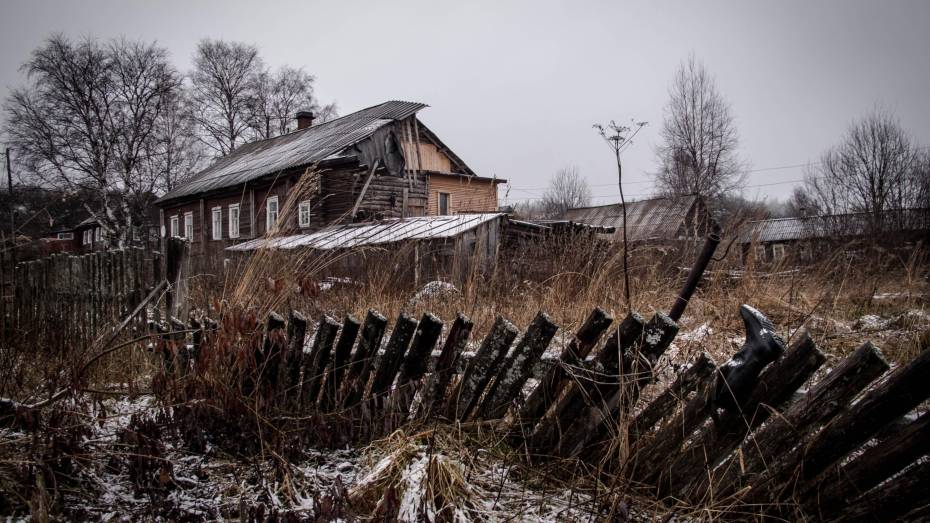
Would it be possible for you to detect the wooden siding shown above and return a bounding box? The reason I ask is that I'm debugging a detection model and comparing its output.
[409,142,451,172]
[427,174,499,215]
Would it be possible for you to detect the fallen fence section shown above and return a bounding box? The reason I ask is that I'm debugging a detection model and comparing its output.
[150,304,930,521]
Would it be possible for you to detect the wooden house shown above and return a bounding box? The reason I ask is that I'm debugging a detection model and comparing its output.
[563,195,710,243]
[154,101,504,268]
[739,208,930,265]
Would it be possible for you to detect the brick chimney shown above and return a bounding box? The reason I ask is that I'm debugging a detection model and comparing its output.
[296,111,315,130]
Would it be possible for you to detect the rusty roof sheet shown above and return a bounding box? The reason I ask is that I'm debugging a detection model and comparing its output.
[739,208,930,243]
[563,195,699,241]
[226,213,505,252]
[157,100,427,204]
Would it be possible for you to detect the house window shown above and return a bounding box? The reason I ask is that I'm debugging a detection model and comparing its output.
[184,212,193,240]
[755,244,766,262]
[228,204,240,238]
[212,207,222,240]
[298,201,313,227]
[83,230,92,245]
[94,227,101,243]
[266,196,279,232]
[57,232,73,240]
[170,215,179,238]
[772,244,786,262]
[438,192,450,215]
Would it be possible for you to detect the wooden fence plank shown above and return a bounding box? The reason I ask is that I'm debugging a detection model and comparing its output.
[804,410,930,520]
[628,352,715,448]
[301,315,340,406]
[713,342,888,500]
[342,309,388,408]
[476,311,559,421]
[525,312,645,454]
[369,313,419,399]
[797,347,930,483]
[829,460,930,523]
[419,313,473,420]
[394,312,445,414]
[565,313,680,458]
[516,308,612,433]
[320,314,361,413]
[282,311,308,404]
[445,316,519,422]
[665,333,825,499]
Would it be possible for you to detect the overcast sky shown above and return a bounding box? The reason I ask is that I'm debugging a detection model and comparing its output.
[2,0,929,206]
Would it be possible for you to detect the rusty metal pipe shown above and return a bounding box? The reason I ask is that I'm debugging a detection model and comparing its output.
[669,221,722,322]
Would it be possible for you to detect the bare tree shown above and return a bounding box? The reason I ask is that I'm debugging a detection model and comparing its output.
[804,109,924,228]
[4,35,181,245]
[783,186,822,217]
[188,39,263,155]
[148,88,204,193]
[540,166,592,218]
[655,55,744,199]
[249,66,338,139]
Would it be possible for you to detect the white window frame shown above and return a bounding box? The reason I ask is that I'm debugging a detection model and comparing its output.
[228,204,240,239]
[57,232,73,240]
[93,227,101,243]
[755,244,766,262]
[83,229,91,245]
[298,200,313,228]
[170,215,179,238]
[438,192,451,215]
[184,212,193,240]
[266,195,279,232]
[212,206,222,240]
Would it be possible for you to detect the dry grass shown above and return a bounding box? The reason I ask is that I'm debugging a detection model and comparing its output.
[1,227,928,520]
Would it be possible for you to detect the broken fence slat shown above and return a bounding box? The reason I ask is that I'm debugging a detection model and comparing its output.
[319,314,361,413]
[798,346,930,482]
[476,311,559,421]
[713,341,888,500]
[301,315,341,407]
[445,316,519,422]
[283,311,308,406]
[394,312,445,415]
[628,352,715,448]
[804,410,930,520]
[516,307,613,433]
[524,312,645,454]
[419,313,473,420]
[341,309,388,408]
[666,332,826,499]
[568,312,681,459]
[829,460,930,523]
[369,313,419,400]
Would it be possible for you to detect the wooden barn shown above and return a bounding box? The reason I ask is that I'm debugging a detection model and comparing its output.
[154,101,505,269]
[562,195,711,243]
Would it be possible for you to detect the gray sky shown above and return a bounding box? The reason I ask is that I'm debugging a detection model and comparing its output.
[2,0,929,207]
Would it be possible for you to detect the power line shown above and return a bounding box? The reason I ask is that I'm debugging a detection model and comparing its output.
[507,160,821,191]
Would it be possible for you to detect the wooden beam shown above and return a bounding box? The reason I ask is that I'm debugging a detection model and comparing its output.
[350,159,380,220]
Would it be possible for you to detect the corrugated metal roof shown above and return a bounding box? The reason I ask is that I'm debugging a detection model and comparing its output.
[226,213,505,252]
[157,100,427,204]
[740,208,930,243]
[563,196,699,241]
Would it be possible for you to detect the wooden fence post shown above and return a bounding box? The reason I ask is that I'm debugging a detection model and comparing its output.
[445,315,519,422]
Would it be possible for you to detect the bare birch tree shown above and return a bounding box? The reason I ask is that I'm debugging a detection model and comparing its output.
[4,35,181,245]
[188,39,263,155]
[249,66,338,139]
[540,166,592,217]
[655,55,744,199]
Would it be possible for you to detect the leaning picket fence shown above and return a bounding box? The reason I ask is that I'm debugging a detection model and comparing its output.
[152,303,930,522]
